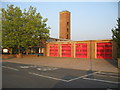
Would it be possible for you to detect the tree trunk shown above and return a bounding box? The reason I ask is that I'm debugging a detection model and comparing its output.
[16,47,23,58]
[9,48,12,54]
[18,48,21,54]
[26,49,29,55]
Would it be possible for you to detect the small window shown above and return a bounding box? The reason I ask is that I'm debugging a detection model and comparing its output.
[67,22,69,25]
[67,28,69,32]
[67,34,69,39]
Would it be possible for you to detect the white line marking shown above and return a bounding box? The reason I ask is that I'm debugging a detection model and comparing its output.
[96,72,120,76]
[28,71,120,84]
[83,77,120,84]
[37,68,42,70]
[67,71,99,82]
[2,66,19,71]
[20,66,29,69]
[29,66,37,68]
[95,74,120,78]
[29,72,69,82]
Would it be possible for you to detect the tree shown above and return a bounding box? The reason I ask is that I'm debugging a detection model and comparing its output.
[0,14,1,44]
[112,18,120,58]
[2,5,50,54]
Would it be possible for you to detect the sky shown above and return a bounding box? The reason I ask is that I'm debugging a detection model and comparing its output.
[2,1,118,41]
[118,1,120,18]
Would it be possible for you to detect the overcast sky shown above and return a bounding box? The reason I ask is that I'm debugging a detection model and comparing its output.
[2,1,118,41]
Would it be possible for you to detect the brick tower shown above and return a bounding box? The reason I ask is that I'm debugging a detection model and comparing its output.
[59,10,71,39]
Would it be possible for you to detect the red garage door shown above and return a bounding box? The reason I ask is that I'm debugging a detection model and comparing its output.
[75,43,88,58]
[49,44,58,57]
[97,43,112,59]
[62,44,71,57]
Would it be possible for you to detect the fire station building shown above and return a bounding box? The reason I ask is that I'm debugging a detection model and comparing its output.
[45,10,117,60]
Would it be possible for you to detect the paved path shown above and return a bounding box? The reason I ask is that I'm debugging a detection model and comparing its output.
[2,56,119,73]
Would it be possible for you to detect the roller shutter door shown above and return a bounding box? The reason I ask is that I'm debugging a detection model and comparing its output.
[75,43,88,58]
[96,43,112,59]
[61,44,71,57]
[49,44,58,57]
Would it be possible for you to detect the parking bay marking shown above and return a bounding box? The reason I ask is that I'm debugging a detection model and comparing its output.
[96,72,120,75]
[2,66,19,71]
[68,71,120,83]
[29,72,69,82]
[67,71,99,82]
[28,71,99,82]
[83,77,120,84]
[96,72,120,77]
[29,71,120,84]
[19,65,59,71]
[94,74,120,79]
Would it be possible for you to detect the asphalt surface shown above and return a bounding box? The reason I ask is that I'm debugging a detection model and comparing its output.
[2,62,120,88]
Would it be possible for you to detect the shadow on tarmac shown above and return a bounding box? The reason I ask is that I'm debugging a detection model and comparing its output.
[105,59,118,68]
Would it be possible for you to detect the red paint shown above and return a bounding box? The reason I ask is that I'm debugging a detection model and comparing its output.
[75,43,88,58]
[61,44,71,57]
[49,44,58,57]
[97,43,112,59]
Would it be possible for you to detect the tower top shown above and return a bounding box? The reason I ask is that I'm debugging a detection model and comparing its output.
[60,10,70,13]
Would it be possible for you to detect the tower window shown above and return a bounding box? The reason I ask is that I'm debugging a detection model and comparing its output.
[67,22,69,25]
[67,34,69,39]
[67,28,69,32]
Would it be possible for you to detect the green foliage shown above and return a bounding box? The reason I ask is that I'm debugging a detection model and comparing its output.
[0,9,2,48]
[2,5,50,54]
[112,18,120,58]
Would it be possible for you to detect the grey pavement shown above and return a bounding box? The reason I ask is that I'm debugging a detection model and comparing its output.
[2,56,120,73]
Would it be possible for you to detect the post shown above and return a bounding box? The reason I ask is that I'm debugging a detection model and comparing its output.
[89,40,92,72]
